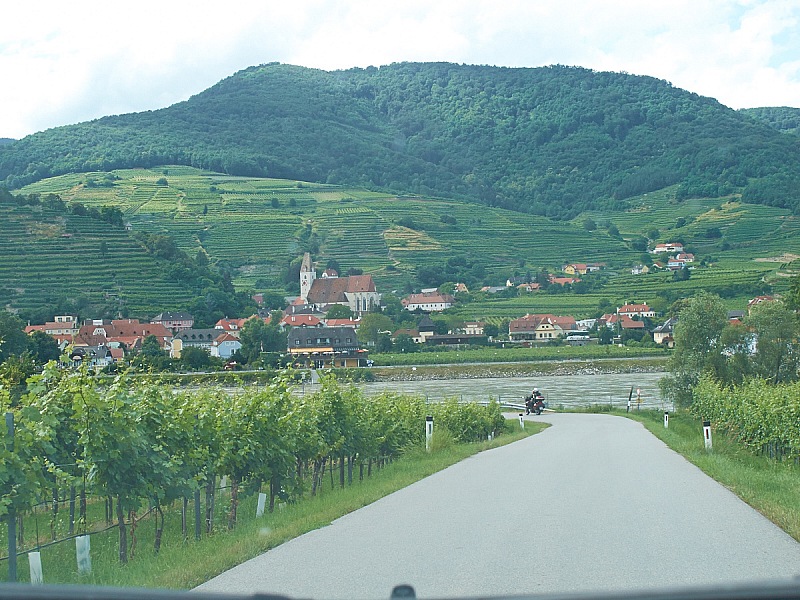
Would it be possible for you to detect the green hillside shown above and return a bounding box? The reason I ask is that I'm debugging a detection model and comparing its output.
[741,107,800,135]
[0,197,194,317]
[14,167,799,321]
[3,62,800,218]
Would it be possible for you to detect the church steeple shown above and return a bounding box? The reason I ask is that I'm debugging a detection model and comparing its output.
[299,252,316,300]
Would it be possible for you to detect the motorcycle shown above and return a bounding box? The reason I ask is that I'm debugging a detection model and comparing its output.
[524,393,545,415]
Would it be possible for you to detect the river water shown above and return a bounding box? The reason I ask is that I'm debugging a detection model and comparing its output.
[356,371,670,411]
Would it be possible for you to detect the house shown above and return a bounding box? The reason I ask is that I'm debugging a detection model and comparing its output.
[517,283,541,292]
[25,315,80,337]
[215,317,250,332]
[747,296,775,313]
[325,317,361,329]
[462,321,485,335]
[287,326,368,368]
[675,253,694,263]
[602,314,646,330]
[75,319,173,352]
[506,277,527,287]
[151,311,194,332]
[653,242,684,254]
[173,329,221,351]
[280,314,322,328]
[576,318,597,330]
[417,315,436,342]
[393,328,424,344]
[69,345,114,369]
[617,303,655,319]
[480,286,507,294]
[563,263,589,275]
[667,256,691,270]
[631,264,650,275]
[727,310,745,323]
[509,314,577,341]
[402,291,455,312]
[653,317,678,347]
[454,283,469,293]
[549,276,580,286]
[210,332,242,359]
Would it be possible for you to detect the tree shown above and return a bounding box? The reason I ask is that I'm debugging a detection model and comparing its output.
[483,323,499,339]
[660,291,728,407]
[238,317,286,363]
[598,326,614,345]
[325,304,353,320]
[181,346,213,370]
[141,334,166,359]
[393,333,417,353]
[745,301,799,384]
[357,313,394,347]
[672,266,691,281]
[582,218,597,231]
[27,331,61,364]
[0,312,28,363]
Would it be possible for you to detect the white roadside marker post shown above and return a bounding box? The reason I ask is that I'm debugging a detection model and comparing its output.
[425,416,434,452]
[76,535,91,575]
[256,493,267,517]
[518,413,524,430]
[703,420,713,450]
[664,411,669,429]
[28,551,43,585]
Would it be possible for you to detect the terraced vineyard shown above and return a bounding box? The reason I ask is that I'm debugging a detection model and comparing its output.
[0,202,194,315]
[15,166,798,318]
[20,168,638,292]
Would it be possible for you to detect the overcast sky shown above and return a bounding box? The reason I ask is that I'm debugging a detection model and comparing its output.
[2,0,799,139]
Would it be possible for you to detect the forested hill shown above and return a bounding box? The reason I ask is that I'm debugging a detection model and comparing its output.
[2,62,800,218]
[741,107,800,135]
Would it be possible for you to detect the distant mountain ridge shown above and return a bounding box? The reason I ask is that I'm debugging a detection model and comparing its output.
[2,62,799,217]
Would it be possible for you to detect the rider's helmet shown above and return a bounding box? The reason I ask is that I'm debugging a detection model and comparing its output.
[533,387,539,393]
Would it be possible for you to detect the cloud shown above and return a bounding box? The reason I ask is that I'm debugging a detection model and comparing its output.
[0,0,798,138]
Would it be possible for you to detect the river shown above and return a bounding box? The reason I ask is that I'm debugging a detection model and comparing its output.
[356,371,670,411]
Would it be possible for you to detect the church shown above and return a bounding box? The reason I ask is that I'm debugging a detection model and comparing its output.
[299,253,381,315]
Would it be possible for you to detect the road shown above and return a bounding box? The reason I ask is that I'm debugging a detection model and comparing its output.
[196,414,800,599]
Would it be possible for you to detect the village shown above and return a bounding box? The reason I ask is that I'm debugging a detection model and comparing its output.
[21,250,774,371]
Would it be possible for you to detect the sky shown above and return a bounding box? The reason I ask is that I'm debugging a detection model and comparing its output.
[1,0,799,140]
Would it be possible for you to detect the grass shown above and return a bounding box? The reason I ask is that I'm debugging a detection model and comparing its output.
[591,408,800,543]
[0,422,545,589]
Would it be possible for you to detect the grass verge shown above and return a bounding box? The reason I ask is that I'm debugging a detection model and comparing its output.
[1,422,546,589]
[594,408,800,543]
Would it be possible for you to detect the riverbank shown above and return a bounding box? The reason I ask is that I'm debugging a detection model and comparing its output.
[369,356,668,381]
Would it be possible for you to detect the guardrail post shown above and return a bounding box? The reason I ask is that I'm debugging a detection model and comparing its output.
[703,420,712,450]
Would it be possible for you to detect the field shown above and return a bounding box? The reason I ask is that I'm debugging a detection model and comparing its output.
[13,167,799,318]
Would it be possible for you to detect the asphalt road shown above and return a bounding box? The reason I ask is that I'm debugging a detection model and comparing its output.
[196,413,800,599]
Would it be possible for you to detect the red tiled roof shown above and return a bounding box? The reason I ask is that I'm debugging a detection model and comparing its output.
[307,275,376,304]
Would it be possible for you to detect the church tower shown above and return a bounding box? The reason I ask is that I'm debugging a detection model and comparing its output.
[299,252,316,300]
